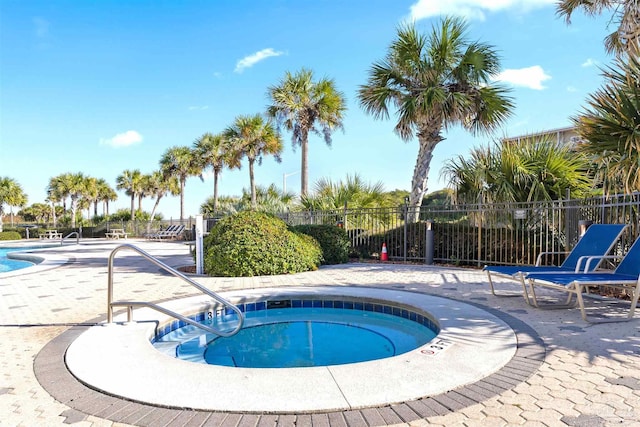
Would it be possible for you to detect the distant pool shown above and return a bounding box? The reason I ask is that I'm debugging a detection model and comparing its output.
[0,247,43,273]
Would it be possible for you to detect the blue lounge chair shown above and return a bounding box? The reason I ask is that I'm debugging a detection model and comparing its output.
[525,235,640,322]
[484,224,628,305]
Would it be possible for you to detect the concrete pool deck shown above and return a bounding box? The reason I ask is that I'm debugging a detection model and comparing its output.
[1,239,639,426]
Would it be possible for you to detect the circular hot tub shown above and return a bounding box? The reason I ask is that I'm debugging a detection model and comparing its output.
[65,286,517,413]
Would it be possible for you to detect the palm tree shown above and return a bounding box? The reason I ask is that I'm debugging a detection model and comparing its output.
[573,56,640,194]
[224,114,283,209]
[159,146,201,221]
[557,0,640,57]
[47,172,86,228]
[238,184,296,214]
[96,178,117,217]
[200,195,241,216]
[48,173,73,212]
[358,17,514,221]
[267,68,347,196]
[65,172,88,228]
[116,169,143,221]
[300,173,389,210]
[83,176,99,219]
[193,132,241,212]
[0,177,27,232]
[442,137,594,203]
[145,171,180,233]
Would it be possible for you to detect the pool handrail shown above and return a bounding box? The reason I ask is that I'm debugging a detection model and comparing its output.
[106,243,244,337]
[61,231,80,245]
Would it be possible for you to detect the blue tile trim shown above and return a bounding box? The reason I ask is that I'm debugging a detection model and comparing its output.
[152,297,440,342]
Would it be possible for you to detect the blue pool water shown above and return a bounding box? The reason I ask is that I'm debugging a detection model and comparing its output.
[155,303,438,368]
[0,247,40,273]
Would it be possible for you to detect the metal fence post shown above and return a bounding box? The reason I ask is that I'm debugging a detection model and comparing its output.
[425,220,434,265]
[403,198,409,262]
[195,215,204,275]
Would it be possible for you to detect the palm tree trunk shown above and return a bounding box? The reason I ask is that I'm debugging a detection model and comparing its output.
[148,196,162,234]
[408,129,443,222]
[179,179,185,221]
[213,168,220,211]
[301,138,308,196]
[129,195,135,221]
[249,159,257,209]
[71,198,78,228]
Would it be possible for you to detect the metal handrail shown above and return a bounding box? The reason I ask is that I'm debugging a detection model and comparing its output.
[61,232,80,245]
[107,243,244,337]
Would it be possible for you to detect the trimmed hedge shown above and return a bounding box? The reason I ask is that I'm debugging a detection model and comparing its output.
[0,231,22,240]
[292,224,350,265]
[203,211,322,277]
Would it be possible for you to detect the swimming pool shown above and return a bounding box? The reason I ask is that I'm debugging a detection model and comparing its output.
[0,247,40,272]
[154,300,438,368]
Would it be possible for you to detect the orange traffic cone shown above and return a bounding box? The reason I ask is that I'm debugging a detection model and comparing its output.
[380,243,388,261]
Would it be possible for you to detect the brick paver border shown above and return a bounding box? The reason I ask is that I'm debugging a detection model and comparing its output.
[34,300,545,426]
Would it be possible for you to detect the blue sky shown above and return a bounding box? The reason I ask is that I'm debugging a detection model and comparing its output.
[1,0,613,220]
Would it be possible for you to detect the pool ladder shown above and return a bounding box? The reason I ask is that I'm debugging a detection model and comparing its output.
[106,243,244,337]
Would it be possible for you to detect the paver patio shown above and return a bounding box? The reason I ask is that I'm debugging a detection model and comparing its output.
[0,239,639,426]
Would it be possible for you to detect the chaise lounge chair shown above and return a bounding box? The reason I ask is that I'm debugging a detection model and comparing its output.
[152,224,185,240]
[484,224,628,305]
[146,224,179,240]
[524,235,640,322]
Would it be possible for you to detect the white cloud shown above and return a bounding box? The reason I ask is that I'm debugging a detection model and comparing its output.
[234,48,284,73]
[99,130,143,148]
[409,0,556,21]
[566,86,577,92]
[493,65,551,90]
[582,58,598,67]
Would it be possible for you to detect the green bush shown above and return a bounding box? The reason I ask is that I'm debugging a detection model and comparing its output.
[292,224,350,264]
[0,231,22,240]
[203,211,322,277]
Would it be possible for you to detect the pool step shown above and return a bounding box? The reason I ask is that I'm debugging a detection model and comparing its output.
[153,341,180,357]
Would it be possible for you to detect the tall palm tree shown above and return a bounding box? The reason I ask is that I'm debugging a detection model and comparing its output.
[83,176,99,219]
[48,173,73,212]
[65,172,88,228]
[159,146,201,221]
[0,177,27,232]
[358,17,514,221]
[573,56,640,194]
[116,169,143,221]
[267,68,347,196]
[45,188,60,227]
[193,132,241,212]
[145,171,180,232]
[96,178,117,217]
[557,0,640,57]
[224,114,283,209]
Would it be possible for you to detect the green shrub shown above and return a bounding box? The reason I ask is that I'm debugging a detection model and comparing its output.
[0,231,21,240]
[292,224,350,264]
[203,211,322,277]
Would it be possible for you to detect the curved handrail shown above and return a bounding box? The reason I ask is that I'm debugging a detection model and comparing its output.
[61,231,80,245]
[107,243,244,337]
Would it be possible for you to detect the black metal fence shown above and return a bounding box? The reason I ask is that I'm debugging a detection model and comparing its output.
[278,193,640,267]
[13,193,637,268]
